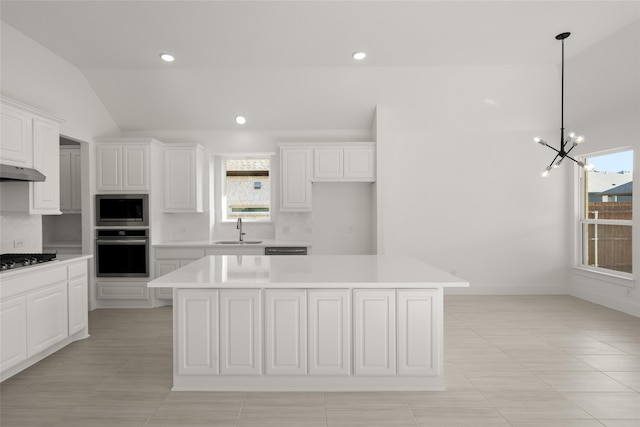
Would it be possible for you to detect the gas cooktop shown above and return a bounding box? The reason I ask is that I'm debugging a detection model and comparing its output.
[0,253,57,271]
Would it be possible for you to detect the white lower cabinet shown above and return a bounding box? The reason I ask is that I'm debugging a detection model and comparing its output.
[0,258,90,381]
[155,260,197,301]
[154,248,206,302]
[176,290,219,376]
[265,290,307,375]
[220,290,262,375]
[308,289,350,375]
[397,290,440,376]
[26,283,68,357]
[0,297,28,372]
[353,289,396,376]
[67,273,88,336]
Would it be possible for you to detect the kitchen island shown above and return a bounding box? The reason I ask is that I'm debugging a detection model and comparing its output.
[148,255,469,391]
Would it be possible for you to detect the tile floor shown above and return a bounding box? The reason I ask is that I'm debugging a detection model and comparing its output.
[1,295,639,426]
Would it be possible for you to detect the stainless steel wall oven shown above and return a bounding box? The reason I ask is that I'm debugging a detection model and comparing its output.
[95,229,149,277]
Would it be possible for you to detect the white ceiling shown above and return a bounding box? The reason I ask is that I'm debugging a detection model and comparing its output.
[1,1,638,131]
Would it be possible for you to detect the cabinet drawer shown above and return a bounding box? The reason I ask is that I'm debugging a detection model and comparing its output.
[97,282,149,300]
[68,261,87,279]
[2,266,67,298]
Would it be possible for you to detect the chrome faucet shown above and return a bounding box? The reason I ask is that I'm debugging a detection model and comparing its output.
[236,218,246,242]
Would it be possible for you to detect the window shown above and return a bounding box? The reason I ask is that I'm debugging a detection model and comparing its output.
[579,149,633,275]
[222,157,270,221]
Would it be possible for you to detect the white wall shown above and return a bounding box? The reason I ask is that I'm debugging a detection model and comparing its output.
[312,183,373,254]
[566,21,640,316]
[374,65,570,294]
[1,22,120,306]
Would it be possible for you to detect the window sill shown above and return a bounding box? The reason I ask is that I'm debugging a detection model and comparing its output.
[571,266,636,289]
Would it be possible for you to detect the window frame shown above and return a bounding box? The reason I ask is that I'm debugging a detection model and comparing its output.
[219,154,274,223]
[575,147,633,281]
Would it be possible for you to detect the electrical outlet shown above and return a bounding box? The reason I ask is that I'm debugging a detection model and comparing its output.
[345,225,353,233]
[13,239,24,248]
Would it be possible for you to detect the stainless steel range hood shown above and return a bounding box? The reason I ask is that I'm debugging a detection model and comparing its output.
[0,164,46,182]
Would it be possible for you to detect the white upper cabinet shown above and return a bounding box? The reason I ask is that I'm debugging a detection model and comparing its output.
[280,146,312,211]
[96,141,150,192]
[344,146,376,180]
[0,102,31,167]
[31,117,61,214]
[313,148,343,179]
[59,148,81,213]
[313,143,375,182]
[0,97,62,215]
[164,144,205,213]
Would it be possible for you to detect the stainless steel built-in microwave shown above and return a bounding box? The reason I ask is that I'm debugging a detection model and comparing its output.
[96,194,149,227]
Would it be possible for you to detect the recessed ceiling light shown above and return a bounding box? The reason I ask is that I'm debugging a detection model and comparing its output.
[352,51,366,61]
[160,53,175,62]
[235,115,247,125]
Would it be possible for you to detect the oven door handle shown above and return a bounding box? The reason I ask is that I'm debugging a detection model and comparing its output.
[96,239,148,244]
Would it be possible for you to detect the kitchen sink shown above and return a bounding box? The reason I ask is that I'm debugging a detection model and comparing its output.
[214,240,263,245]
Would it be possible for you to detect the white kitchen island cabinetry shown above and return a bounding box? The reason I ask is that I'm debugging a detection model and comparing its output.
[0,255,91,381]
[149,255,468,391]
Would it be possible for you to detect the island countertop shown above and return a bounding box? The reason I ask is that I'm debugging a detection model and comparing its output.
[148,254,469,289]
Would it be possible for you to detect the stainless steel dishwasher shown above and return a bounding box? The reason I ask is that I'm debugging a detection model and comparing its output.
[264,247,307,256]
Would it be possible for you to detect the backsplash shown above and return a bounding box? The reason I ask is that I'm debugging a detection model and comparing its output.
[275,212,313,241]
[0,214,43,253]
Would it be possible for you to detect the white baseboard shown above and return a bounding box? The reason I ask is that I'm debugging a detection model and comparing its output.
[445,284,567,295]
[570,287,640,317]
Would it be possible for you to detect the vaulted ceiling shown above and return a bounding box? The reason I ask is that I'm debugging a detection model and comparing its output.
[1,1,638,131]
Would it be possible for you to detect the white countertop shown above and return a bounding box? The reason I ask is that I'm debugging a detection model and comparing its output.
[153,239,312,248]
[148,255,470,289]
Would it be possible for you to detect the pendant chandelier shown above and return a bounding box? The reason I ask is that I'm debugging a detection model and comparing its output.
[535,32,594,177]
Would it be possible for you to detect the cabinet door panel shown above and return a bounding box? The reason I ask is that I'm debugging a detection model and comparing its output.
[398,290,441,376]
[70,149,82,212]
[309,290,350,375]
[313,148,343,179]
[96,145,122,190]
[353,290,395,376]
[68,276,88,336]
[265,290,307,375]
[164,149,195,211]
[122,145,149,190]
[220,290,261,375]
[176,290,219,375]
[155,261,180,300]
[0,104,31,166]
[27,283,68,356]
[32,117,60,214]
[1,296,28,371]
[344,147,375,180]
[280,148,311,211]
[59,150,72,211]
